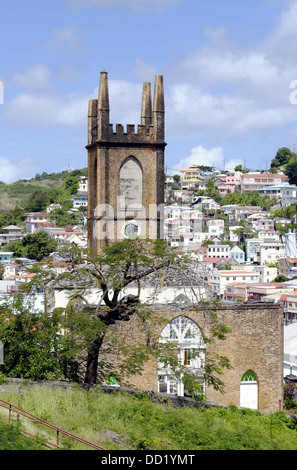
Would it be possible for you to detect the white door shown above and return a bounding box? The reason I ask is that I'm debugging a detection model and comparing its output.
[240,381,258,410]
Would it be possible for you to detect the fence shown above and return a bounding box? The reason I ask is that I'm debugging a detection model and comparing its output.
[0,397,105,450]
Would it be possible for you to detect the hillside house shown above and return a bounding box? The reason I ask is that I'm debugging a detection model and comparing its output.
[281,291,297,323]
[230,246,245,264]
[25,213,53,234]
[78,176,88,193]
[279,258,297,279]
[0,225,24,245]
[3,263,20,280]
[207,244,230,259]
[216,171,242,195]
[180,168,203,189]
[281,185,297,207]
[241,173,289,192]
[72,194,88,208]
[208,269,260,297]
[0,252,14,263]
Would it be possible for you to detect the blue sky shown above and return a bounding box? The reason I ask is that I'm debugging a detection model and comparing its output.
[0,0,297,182]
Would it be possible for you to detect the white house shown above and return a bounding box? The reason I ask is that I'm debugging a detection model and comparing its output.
[207,244,230,259]
[78,176,88,193]
[208,269,260,297]
[284,323,297,378]
[73,194,88,208]
[281,185,297,207]
[228,226,241,244]
[258,241,286,265]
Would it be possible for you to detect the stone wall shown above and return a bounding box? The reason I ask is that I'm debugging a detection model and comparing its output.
[99,302,284,413]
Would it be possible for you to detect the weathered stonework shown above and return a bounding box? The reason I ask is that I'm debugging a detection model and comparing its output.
[100,302,284,413]
[87,71,166,254]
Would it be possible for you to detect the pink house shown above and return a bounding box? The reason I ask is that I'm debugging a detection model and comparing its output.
[217,171,242,195]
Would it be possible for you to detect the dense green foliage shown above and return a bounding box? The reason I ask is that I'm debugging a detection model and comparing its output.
[271,204,297,220]
[202,180,275,209]
[0,206,25,232]
[12,231,58,261]
[0,421,45,450]
[271,147,296,168]
[0,294,63,380]
[1,385,297,450]
[284,160,297,185]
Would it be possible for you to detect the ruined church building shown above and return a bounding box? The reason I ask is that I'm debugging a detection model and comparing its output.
[86,71,284,413]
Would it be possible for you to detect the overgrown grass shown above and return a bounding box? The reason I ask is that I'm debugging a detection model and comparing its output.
[1,385,297,450]
[0,421,45,450]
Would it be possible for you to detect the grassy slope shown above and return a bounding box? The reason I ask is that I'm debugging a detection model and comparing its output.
[0,385,297,451]
[0,179,65,210]
[0,168,87,210]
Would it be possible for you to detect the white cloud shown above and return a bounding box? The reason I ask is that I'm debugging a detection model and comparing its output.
[174,145,224,169]
[0,157,38,184]
[172,145,243,172]
[5,92,88,128]
[13,65,52,92]
[162,2,297,142]
[47,25,83,55]
[4,71,143,129]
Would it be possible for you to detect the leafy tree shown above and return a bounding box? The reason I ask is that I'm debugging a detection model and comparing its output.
[271,147,296,168]
[205,178,221,202]
[272,274,288,282]
[24,190,49,212]
[234,164,249,173]
[13,231,57,261]
[0,293,63,380]
[50,207,79,227]
[24,240,232,393]
[63,176,79,195]
[195,165,214,172]
[232,222,257,247]
[284,160,297,185]
[220,190,275,210]
[272,205,297,220]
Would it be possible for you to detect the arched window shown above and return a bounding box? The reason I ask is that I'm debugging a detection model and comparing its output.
[158,316,205,397]
[240,369,258,410]
[119,156,143,210]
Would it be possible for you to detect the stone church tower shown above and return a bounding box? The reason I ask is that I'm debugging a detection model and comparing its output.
[86,71,166,254]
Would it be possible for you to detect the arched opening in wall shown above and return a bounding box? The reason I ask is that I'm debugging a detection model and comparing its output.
[119,156,143,211]
[172,294,192,305]
[240,370,258,410]
[158,316,205,397]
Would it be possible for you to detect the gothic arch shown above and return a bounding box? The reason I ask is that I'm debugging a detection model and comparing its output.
[119,156,143,209]
[158,316,205,397]
[240,369,258,410]
[172,294,192,305]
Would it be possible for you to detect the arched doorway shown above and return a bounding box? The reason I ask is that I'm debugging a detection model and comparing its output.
[240,370,258,410]
[158,316,205,397]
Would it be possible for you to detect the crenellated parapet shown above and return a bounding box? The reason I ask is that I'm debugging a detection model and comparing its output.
[87,71,165,147]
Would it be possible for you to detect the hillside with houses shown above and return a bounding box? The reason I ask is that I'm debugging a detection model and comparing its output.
[0,148,297,385]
